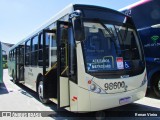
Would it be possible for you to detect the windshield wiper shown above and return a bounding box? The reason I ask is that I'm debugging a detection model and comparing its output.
[124,27,129,42]
[96,19,113,37]
[97,19,119,55]
[116,27,134,60]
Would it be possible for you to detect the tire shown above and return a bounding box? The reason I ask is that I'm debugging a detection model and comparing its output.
[38,80,50,104]
[152,74,160,98]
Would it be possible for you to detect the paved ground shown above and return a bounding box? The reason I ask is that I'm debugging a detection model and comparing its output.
[0,69,160,120]
[0,69,56,120]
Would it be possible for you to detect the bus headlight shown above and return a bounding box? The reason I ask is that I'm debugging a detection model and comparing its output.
[97,88,101,93]
[90,84,96,91]
[90,84,106,93]
[88,80,106,94]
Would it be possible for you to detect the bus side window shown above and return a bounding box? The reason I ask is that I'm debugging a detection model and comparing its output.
[38,34,43,66]
[9,51,11,61]
[12,50,14,61]
[31,35,38,66]
[45,33,50,67]
[12,51,14,61]
[19,44,24,64]
[25,40,31,66]
[11,50,13,61]
[13,49,16,61]
[51,33,57,67]
[16,47,19,64]
[10,51,12,61]
[38,33,50,67]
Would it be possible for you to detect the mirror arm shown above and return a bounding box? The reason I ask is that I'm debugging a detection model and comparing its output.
[69,10,82,19]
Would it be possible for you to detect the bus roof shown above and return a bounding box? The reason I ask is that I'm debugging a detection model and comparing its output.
[119,0,152,11]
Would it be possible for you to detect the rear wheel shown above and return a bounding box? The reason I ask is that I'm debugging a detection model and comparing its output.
[38,80,50,104]
[152,74,160,98]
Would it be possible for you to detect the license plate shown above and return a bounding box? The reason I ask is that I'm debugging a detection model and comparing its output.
[119,97,132,105]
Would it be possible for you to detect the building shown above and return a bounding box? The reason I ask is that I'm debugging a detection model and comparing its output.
[1,42,14,68]
[1,42,14,55]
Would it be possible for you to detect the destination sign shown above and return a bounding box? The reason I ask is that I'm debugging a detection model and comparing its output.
[87,57,113,71]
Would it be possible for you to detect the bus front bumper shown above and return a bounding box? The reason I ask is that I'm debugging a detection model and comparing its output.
[90,83,147,112]
[77,82,147,112]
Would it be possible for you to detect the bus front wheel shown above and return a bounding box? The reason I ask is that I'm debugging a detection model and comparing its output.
[152,74,160,98]
[38,80,50,104]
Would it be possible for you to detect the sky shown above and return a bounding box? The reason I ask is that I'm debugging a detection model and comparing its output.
[0,0,140,44]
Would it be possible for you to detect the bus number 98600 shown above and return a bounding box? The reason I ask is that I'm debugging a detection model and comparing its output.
[104,81,125,90]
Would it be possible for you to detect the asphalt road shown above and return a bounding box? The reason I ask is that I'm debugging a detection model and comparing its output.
[0,69,160,120]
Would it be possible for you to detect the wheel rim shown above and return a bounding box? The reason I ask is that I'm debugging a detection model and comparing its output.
[38,82,43,100]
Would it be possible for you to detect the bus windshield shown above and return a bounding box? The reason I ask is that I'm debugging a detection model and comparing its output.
[82,21,143,72]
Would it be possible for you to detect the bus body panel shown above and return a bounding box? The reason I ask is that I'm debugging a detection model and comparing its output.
[119,0,160,88]
[24,67,43,91]
[92,71,146,94]
[76,42,88,89]
[138,27,160,86]
[77,86,91,111]
[69,82,78,111]
[59,77,70,107]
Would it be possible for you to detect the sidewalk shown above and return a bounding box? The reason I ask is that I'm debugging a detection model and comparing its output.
[0,69,52,111]
[0,69,56,119]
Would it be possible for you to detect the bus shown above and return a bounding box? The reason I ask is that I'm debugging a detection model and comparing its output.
[8,4,147,112]
[120,0,160,97]
[0,42,3,85]
[2,50,7,68]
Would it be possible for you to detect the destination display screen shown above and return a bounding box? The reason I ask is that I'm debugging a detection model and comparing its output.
[86,57,113,71]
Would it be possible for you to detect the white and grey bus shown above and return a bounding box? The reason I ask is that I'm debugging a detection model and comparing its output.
[8,4,147,112]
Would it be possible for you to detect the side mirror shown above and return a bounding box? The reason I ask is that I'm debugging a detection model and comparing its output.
[73,18,85,41]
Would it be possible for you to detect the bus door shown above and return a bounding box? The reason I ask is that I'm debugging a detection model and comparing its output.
[19,45,25,82]
[43,30,57,98]
[57,21,70,108]
[16,45,25,82]
[15,46,20,82]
